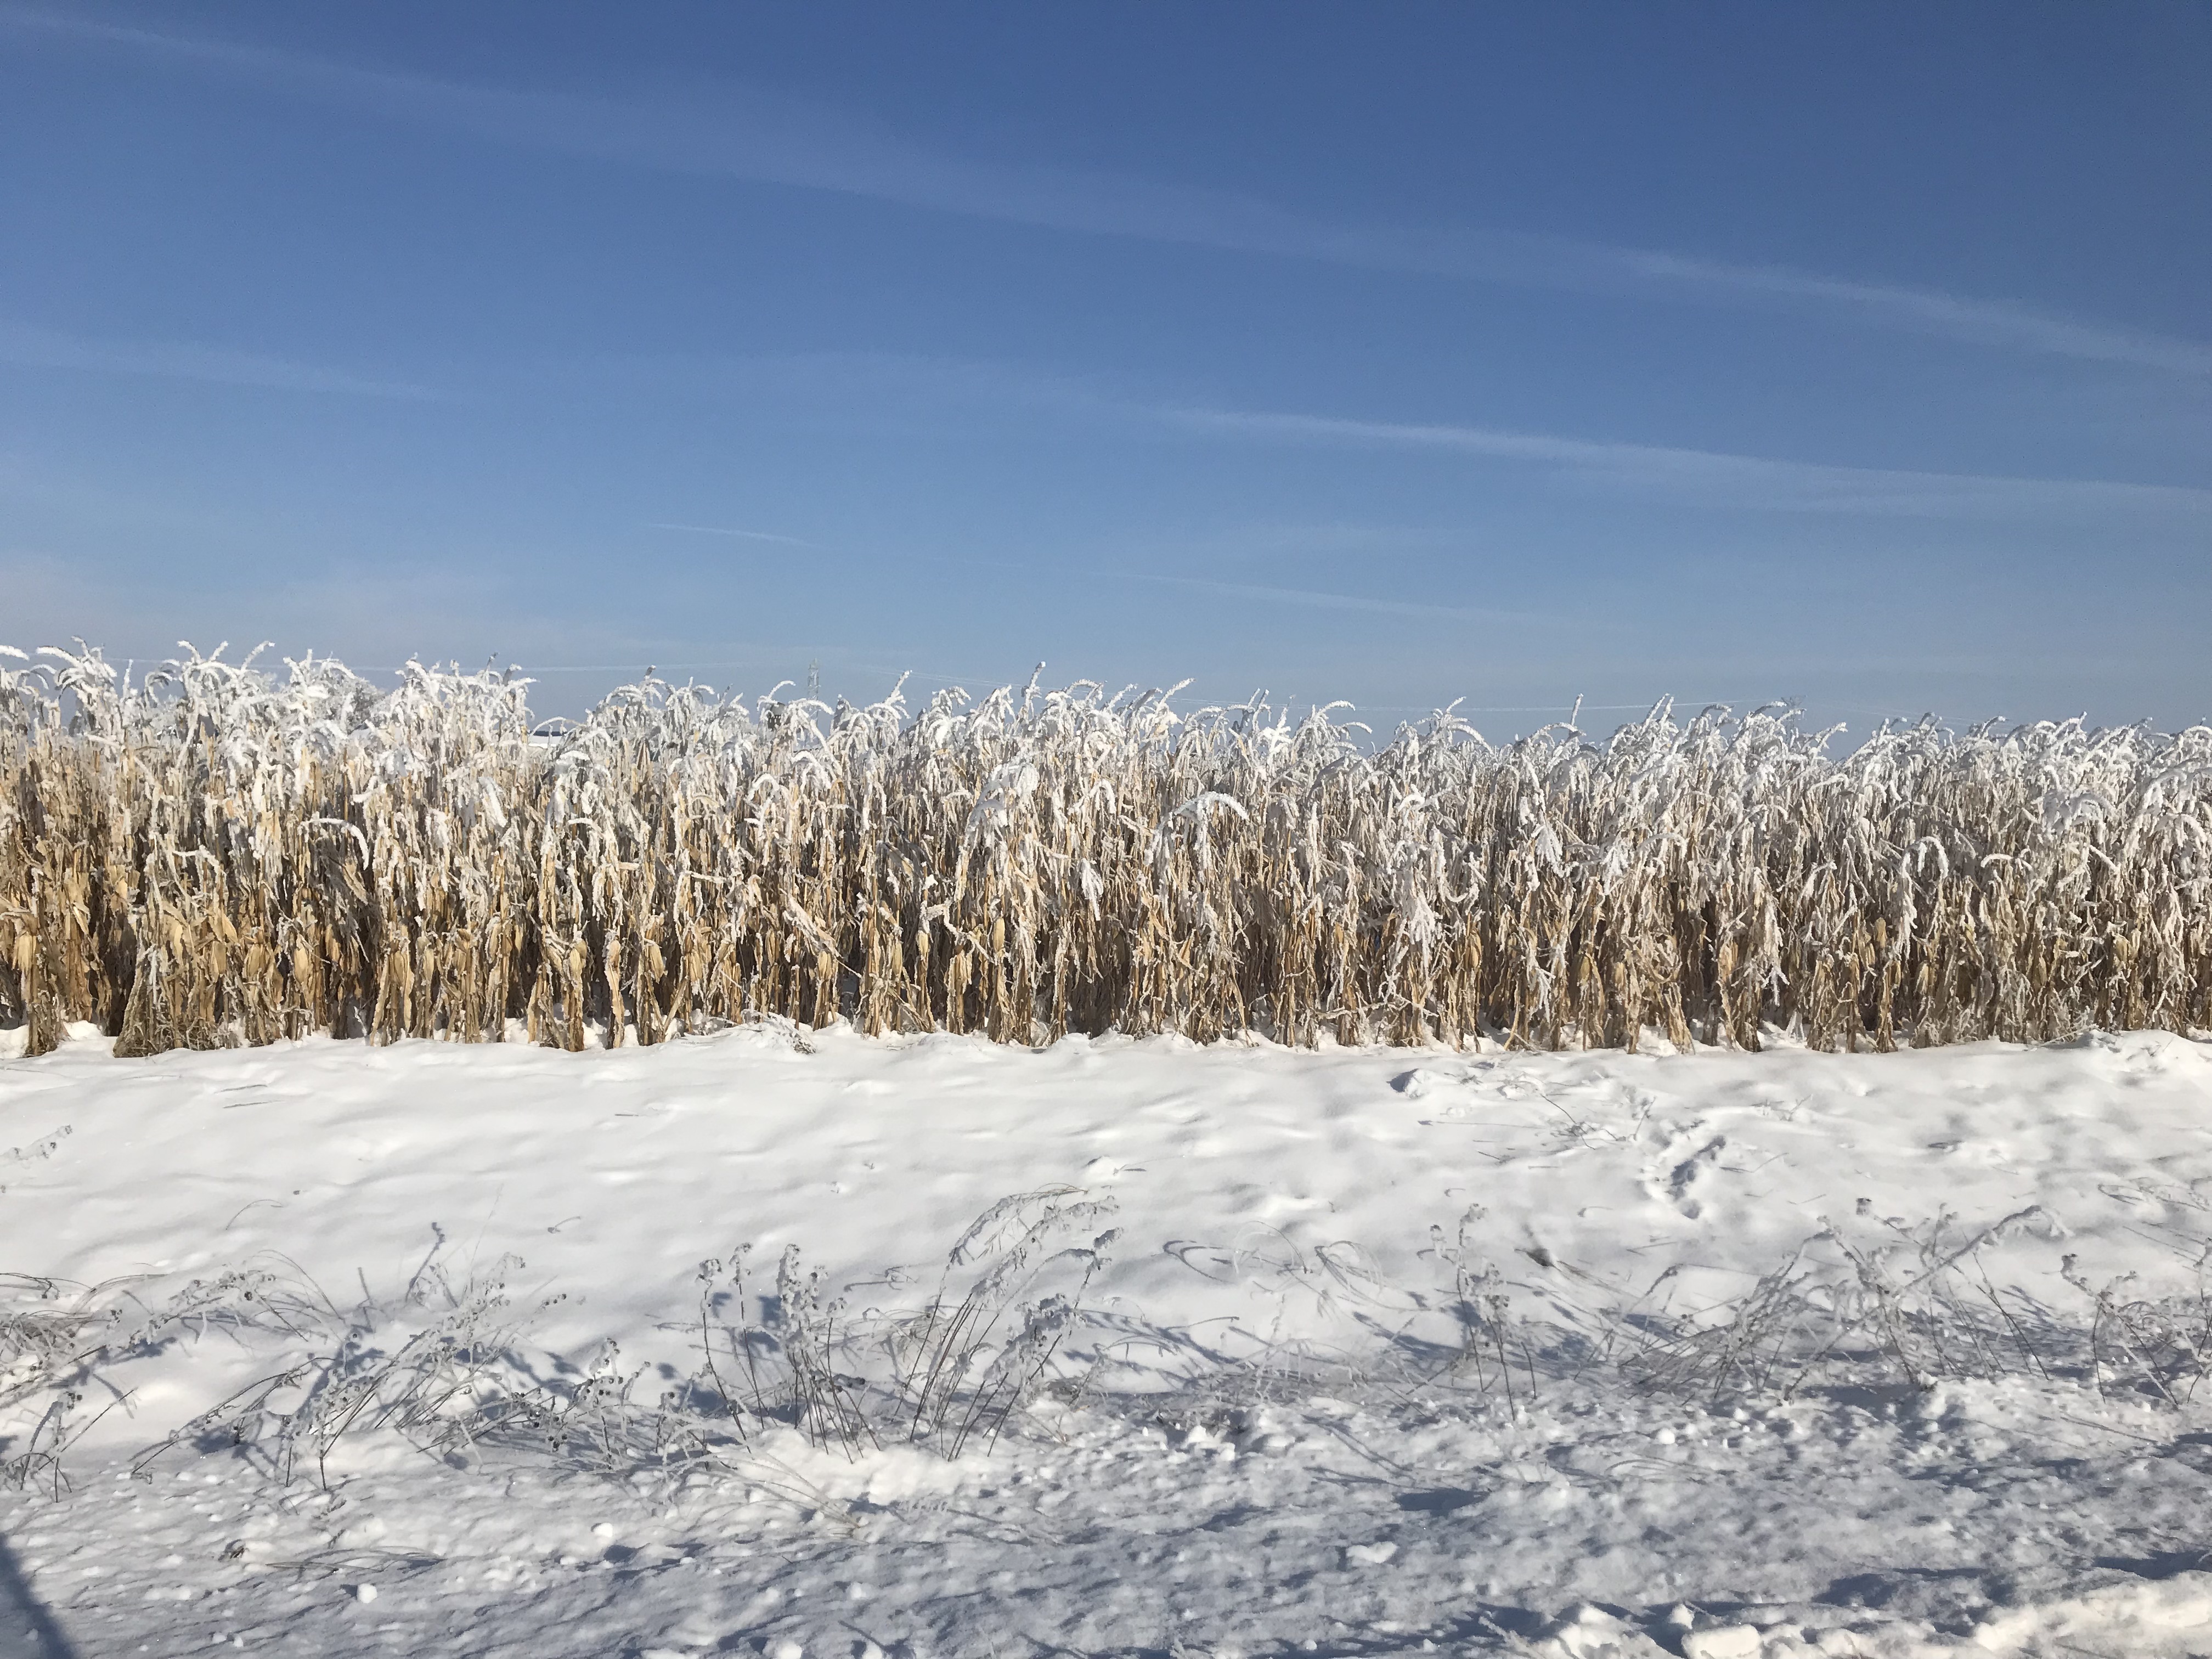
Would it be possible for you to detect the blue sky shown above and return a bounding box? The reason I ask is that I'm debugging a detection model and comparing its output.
[2,3,2207,729]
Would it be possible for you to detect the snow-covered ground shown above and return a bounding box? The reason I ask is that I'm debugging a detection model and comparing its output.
[4,1022,2211,1658]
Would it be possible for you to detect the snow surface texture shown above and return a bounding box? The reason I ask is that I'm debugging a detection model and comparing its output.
[3,1023,2211,1657]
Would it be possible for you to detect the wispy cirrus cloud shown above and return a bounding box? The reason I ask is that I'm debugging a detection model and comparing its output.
[1611,253,2212,374]
[585,347,2212,523]
[9,8,2208,376]
[645,350,2212,522]
[646,521,812,546]
[1120,570,1538,627]
[547,346,2212,524]
[947,552,1550,630]
[0,318,439,399]
[1171,407,2212,521]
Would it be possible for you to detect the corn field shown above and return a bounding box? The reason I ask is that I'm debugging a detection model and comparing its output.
[2,642,2208,1059]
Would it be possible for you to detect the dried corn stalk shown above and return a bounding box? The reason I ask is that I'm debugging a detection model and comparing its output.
[1,645,2206,1057]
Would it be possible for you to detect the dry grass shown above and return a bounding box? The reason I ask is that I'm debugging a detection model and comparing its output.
[2,641,2207,1057]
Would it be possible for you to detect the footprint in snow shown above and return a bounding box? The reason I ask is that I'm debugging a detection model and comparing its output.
[1651,1134,1729,1220]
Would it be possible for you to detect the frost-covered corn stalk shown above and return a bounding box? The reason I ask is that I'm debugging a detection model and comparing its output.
[2,642,2208,1057]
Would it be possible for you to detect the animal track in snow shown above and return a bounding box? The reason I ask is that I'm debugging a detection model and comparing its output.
[1646,1131,1731,1219]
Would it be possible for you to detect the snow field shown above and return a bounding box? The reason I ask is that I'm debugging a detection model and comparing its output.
[3,1023,2211,1656]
